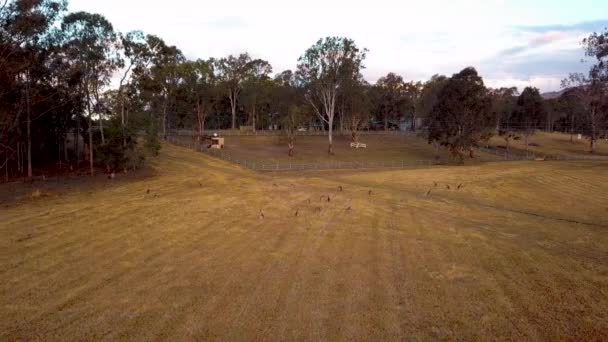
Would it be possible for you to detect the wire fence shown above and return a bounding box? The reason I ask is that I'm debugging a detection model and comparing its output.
[166,135,446,171]
[479,146,608,161]
[167,129,412,137]
[167,135,608,172]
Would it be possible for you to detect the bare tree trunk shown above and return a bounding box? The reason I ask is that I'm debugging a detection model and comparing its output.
[570,115,574,143]
[93,84,105,145]
[229,90,237,130]
[162,101,167,140]
[328,121,334,154]
[4,150,7,182]
[288,135,294,156]
[64,136,69,162]
[26,75,32,178]
[201,111,205,137]
[121,99,126,147]
[196,100,206,144]
[435,142,440,161]
[196,108,202,144]
[86,88,94,176]
[252,102,256,133]
[99,115,105,145]
[75,119,80,163]
[338,104,344,133]
[118,64,133,148]
[88,113,93,175]
[17,143,20,174]
[590,108,596,154]
[27,117,33,178]
[384,114,389,131]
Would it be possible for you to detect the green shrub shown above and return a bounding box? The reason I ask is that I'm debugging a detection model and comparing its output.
[94,121,143,172]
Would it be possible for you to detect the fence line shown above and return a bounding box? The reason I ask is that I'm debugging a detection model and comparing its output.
[479,146,608,161]
[167,136,608,172]
[166,136,445,172]
[167,129,415,137]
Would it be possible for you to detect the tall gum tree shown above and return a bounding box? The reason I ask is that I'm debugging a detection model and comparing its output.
[61,11,121,175]
[215,53,252,130]
[297,37,367,154]
[179,59,216,142]
[242,59,272,131]
[561,28,608,153]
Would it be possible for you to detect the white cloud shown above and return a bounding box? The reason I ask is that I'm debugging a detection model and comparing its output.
[69,0,606,92]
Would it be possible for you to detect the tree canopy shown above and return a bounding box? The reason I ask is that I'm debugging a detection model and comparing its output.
[297,36,367,154]
[1,0,607,181]
[426,67,493,162]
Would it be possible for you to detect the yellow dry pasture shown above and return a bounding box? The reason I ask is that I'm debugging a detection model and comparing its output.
[1,143,607,340]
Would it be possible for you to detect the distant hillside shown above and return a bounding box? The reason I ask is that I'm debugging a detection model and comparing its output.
[541,89,567,99]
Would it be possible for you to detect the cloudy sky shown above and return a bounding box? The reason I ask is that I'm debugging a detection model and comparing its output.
[69,0,608,92]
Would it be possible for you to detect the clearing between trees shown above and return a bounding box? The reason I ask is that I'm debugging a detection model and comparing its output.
[169,131,608,166]
[1,143,607,340]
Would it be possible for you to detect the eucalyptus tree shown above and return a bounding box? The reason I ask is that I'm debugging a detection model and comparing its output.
[130,35,184,140]
[344,80,371,143]
[372,73,407,130]
[427,67,493,162]
[510,87,546,151]
[241,59,272,131]
[272,70,310,155]
[490,87,519,154]
[282,104,311,157]
[115,30,154,144]
[61,11,121,175]
[151,42,184,139]
[560,28,608,153]
[490,87,518,129]
[215,53,253,129]
[416,74,449,132]
[0,0,67,178]
[297,37,367,154]
[178,59,216,141]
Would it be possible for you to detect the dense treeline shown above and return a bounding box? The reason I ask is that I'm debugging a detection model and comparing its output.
[1,0,607,180]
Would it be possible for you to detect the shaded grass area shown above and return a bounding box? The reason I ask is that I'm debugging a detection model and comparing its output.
[1,143,607,340]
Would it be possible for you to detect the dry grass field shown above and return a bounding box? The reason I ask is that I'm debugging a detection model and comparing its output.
[1,142,608,340]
